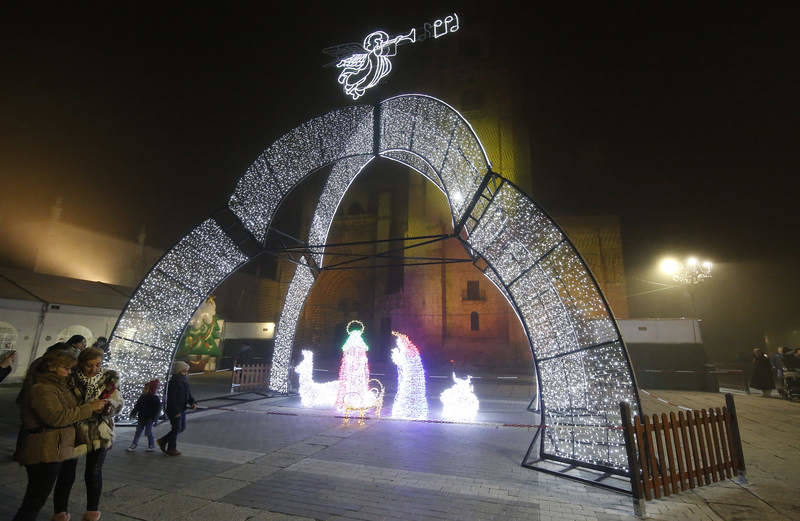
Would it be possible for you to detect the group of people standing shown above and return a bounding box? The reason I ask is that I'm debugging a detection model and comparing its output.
[11,336,197,521]
[13,337,121,521]
[749,346,800,397]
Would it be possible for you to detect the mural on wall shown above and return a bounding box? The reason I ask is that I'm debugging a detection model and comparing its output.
[176,296,224,372]
[0,321,18,350]
[57,325,94,347]
[0,321,18,374]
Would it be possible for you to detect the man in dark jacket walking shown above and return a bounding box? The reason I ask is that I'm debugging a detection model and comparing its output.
[157,361,196,456]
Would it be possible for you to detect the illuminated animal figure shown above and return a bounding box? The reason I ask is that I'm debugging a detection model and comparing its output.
[440,373,479,422]
[390,331,428,420]
[295,350,338,408]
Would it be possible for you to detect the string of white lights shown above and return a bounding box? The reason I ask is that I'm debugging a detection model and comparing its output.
[379,95,489,222]
[229,106,374,244]
[464,181,637,470]
[108,219,248,417]
[269,258,316,393]
[308,154,376,267]
[269,155,375,393]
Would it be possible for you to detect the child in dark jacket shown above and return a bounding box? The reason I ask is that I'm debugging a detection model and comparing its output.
[127,379,161,452]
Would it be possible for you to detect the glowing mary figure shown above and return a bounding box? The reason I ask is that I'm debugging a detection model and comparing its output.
[337,29,415,100]
[390,331,428,420]
[335,320,371,411]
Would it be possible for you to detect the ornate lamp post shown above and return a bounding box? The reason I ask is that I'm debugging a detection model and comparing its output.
[659,257,712,317]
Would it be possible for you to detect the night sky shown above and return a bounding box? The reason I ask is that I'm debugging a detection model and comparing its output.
[1,5,798,355]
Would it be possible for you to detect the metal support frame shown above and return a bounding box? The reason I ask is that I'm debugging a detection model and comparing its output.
[620,401,646,515]
[251,231,474,270]
[725,392,747,483]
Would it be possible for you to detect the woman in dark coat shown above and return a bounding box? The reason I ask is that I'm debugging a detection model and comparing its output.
[751,348,775,397]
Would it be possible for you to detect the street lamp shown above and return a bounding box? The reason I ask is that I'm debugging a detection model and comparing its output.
[659,256,712,317]
[660,257,712,285]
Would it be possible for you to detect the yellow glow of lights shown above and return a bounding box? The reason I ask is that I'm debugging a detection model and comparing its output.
[660,258,679,275]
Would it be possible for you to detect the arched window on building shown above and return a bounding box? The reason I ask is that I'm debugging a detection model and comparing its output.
[470,311,479,331]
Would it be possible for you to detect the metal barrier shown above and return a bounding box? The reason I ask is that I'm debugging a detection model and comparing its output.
[620,393,746,517]
[231,364,271,392]
[708,366,750,394]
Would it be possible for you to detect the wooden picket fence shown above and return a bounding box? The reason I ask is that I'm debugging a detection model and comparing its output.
[620,393,746,506]
[231,364,270,392]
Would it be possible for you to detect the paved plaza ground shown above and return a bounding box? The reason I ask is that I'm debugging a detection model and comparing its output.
[1,382,798,521]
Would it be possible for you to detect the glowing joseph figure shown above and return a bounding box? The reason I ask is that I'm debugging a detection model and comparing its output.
[335,320,371,411]
[390,331,428,420]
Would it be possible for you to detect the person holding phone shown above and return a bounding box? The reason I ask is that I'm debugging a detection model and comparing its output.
[70,347,124,521]
[13,350,107,521]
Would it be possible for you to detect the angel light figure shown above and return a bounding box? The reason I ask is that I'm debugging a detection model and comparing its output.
[440,373,479,422]
[336,28,415,100]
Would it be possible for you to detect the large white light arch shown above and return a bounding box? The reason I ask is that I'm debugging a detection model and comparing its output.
[107,94,641,479]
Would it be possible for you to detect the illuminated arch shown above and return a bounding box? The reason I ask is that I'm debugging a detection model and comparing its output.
[108,94,641,479]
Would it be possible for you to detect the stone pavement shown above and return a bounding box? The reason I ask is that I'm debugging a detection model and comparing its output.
[0,384,798,521]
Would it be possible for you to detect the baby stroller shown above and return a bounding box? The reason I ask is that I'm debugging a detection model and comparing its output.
[780,349,800,400]
[782,370,800,400]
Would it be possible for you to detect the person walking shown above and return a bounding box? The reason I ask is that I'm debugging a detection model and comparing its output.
[750,348,775,397]
[157,361,196,456]
[71,347,124,521]
[13,350,107,521]
[127,379,161,452]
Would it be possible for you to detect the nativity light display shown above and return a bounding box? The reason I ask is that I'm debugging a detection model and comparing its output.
[295,349,338,408]
[440,373,480,422]
[107,93,641,479]
[390,331,428,420]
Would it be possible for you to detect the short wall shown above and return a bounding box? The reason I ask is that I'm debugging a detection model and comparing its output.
[627,343,716,391]
[619,319,714,391]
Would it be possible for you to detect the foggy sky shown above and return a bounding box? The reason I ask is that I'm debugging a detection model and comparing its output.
[1,5,798,350]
